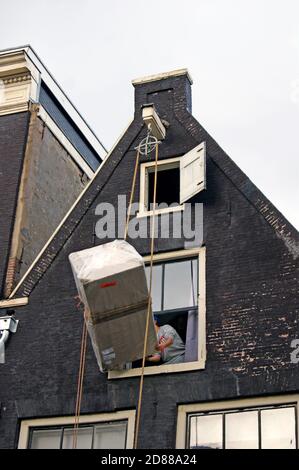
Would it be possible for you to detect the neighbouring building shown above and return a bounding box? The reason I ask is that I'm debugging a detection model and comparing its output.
[0,65,298,449]
[0,46,106,298]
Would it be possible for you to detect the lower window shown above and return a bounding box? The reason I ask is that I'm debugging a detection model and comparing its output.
[108,247,206,379]
[18,410,135,449]
[176,396,299,449]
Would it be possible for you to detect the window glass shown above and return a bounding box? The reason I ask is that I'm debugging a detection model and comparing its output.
[189,414,222,449]
[145,258,198,313]
[261,407,296,449]
[62,426,93,449]
[187,405,297,450]
[145,264,162,311]
[94,422,127,449]
[29,421,128,449]
[225,411,259,449]
[30,429,61,449]
[164,260,197,310]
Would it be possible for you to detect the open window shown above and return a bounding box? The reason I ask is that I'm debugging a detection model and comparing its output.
[108,247,206,379]
[176,395,299,449]
[138,142,206,217]
[18,410,136,449]
[180,141,206,203]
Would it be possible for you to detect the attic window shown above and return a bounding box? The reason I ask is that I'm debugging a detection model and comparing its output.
[139,157,183,217]
[138,143,206,217]
[147,164,180,209]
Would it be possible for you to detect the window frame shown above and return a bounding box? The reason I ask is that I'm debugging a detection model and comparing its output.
[176,395,299,449]
[138,157,185,218]
[108,246,206,379]
[18,410,136,449]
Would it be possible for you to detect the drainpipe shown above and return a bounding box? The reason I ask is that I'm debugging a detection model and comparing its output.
[0,316,19,364]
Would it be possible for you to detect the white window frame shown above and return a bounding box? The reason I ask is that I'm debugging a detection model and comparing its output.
[138,157,185,218]
[18,410,136,449]
[108,246,206,379]
[176,394,299,449]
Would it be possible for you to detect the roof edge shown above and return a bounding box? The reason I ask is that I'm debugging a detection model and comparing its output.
[132,68,193,86]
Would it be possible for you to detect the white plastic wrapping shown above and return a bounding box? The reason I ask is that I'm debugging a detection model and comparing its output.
[69,240,156,371]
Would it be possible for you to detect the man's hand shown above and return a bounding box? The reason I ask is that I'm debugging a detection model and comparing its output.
[156,336,174,351]
[147,354,161,363]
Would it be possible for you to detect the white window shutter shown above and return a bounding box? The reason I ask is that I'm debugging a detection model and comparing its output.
[180,142,206,204]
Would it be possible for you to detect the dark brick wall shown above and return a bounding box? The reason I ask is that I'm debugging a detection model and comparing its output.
[0,76,298,449]
[15,110,87,282]
[0,112,29,296]
[1,106,89,296]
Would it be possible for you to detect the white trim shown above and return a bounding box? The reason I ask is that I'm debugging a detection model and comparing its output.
[176,394,299,449]
[137,205,184,218]
[138,157,185,218]
[143,247,201,263]
[0,103,29,116]
[37,106,94,178]
[8,119,133,300]
[0,297,28,308]
[132,68,193,85]
[108,247,206,380]
[18,410,136,449]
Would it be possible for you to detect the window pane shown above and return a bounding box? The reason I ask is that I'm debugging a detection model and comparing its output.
[261,407,296,449]
[62,426,93,449]
[94,422,127,449]
[164,260,197,310]
[189,414,222,449]
[192,259,198,301]
[145,264,162,311]
[226,411,259,449]
[30,429,61,449]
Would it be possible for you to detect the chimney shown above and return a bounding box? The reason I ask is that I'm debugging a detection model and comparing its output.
[132,68,193,120]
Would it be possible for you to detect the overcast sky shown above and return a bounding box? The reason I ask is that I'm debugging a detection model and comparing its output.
[1,0,298,228]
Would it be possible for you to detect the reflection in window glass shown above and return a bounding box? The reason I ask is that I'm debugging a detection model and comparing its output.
[29,421,128,449]
[261,407,296,449]
[164,260,197,310]
[94,422,127,449]
[62,427,93,449]
[189,414,222,449]
[31,429,61,449]
[226,411,258,449]
[145,264,162,311]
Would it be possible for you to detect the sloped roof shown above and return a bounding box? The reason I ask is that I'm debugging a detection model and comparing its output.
[9,99,299,299]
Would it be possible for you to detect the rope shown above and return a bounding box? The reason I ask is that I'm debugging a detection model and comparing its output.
[72,138,159,449]
[72,308,88,449]
[124,147,140,240]
[134,142,159,449]
[72,144,141,448]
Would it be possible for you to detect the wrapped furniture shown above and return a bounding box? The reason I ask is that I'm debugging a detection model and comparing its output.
[69,240,156,371]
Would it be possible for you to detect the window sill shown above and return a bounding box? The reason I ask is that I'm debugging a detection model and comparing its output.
[136,204,185,219]
[108,358,206,380]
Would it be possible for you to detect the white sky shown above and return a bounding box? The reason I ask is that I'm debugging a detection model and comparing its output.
[1,0,298,228]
